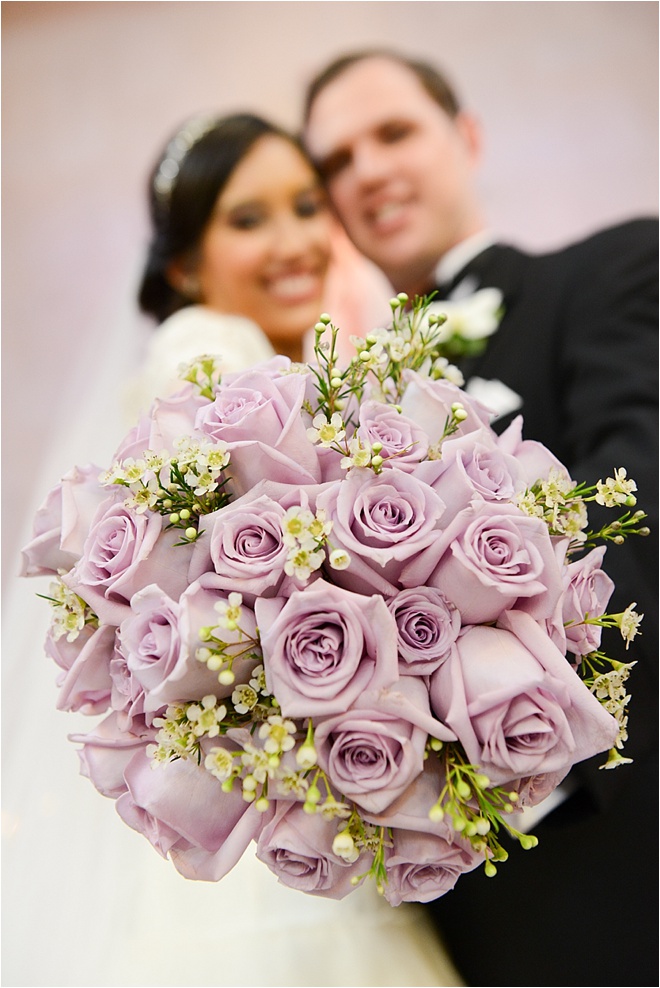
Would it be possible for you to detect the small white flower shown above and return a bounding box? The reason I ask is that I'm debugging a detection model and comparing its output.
[276,770,309,799]
[204,746,235,781]
[99,462,127,486]
[431,358,464,386]
[186,695,226,737]
[340,436,372,471]
[618,603,643,648]
[319,798,352,821]
[214,593,243,630]
[595,468,637,507]
[281,506,316,548]
[125,477,159,513]
[249,665,269,696]
[258,715,296,754]
[184,469,218,496]
[284,547,325,582]
[240,742,272,783]
[121,457,148,484]
[387,338,412,362]
[307,509,332,541]
[307,412,346,448]
[424,288,503,342]
[232,683,258,714]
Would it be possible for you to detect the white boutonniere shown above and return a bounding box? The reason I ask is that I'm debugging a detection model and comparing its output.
[464,376,523,422]
[422,287,504,359]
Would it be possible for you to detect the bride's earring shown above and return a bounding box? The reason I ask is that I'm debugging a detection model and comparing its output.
[180,273,201,300]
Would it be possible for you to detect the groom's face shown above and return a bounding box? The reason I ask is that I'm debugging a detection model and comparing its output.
[304,57,482,294]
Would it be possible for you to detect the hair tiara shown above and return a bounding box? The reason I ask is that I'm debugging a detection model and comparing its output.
[153,114,219,204]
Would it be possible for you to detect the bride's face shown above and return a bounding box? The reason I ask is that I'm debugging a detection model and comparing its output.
[195,134,331,348]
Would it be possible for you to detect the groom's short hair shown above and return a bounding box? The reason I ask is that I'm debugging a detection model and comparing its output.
[302,49,462,124]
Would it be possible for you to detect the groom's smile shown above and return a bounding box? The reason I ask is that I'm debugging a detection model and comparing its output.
[304,54,485,295]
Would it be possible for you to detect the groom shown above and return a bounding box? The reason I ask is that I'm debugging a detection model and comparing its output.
[303,50,658,986]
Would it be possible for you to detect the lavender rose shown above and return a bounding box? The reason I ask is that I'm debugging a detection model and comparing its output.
[387,587,460,676]
[498,415,572,487]
[508,769,571,810]
[110,641,147,730]
[399,371,493,444]
[45,622,114,715]
[71,711,154,798]
[195,369,321,494]
[255,580,399,718]
[113,385,206,462]
[356,400,429,471]
[426,430,525,525]
[256,801,364,898]
[189,492,290,605]
[65,491,194,625]
[117,741,268,881]
[313,678,432,813]
[383,828,483,905]
[410,500,564,625]
[118,579,259,716]
[20,464,106,577]
[316,468,446,596]
[429,610,618,786]
[562,546,615,657]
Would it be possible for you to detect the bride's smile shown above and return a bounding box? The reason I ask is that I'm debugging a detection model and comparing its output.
[192,133,332,353]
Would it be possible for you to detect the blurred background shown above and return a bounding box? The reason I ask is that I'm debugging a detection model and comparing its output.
[2,3,658,986]
[3,1,658,574]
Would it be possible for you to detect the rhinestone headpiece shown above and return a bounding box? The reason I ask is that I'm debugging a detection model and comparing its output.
[153,114,219,204]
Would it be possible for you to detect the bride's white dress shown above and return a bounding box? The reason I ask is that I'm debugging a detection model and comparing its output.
[3,305,463,987]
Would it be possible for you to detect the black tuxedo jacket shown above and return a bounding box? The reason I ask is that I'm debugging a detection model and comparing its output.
[427,219,658,985]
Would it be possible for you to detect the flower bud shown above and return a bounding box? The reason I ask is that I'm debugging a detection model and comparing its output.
[456,779,471,800]
[306,784,321,805]
[296,743,317,770]
[428,803,445,823]
[332,831,355,858]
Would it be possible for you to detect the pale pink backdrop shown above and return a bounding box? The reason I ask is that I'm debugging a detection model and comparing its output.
[2,4,657,986]
[3,2,658,576]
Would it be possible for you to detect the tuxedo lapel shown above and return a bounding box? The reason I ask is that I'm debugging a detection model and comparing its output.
[435,243,527,301]
[435,244,531,429]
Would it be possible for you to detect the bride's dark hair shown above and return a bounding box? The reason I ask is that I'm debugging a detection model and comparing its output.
[139,113,297,324]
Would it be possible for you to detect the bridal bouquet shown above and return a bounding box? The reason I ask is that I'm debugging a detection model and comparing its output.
[22,296,646,904]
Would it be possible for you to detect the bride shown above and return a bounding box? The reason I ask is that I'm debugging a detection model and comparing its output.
[127,111,391,415]
[9,112,462,987]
